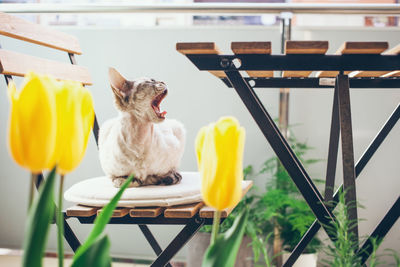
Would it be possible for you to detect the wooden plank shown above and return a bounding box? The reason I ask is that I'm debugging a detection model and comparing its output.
[0,12,82,54]
[97,208,129,218]
[283,41,328,77]
[351,44,400,77]
[383,71,400,77]
[164,202,204,218]
[316,41,389,78]
[231,42,273,77]
[130,207,165,218]
[176,42,220,55]
[200,180,253,218]
[66,205,98,217]
[338,41,389,55]
[199,206,230,219]
[0,49,92,85]
[285,40,329,54]
[176,42,225,78]
[231,42,271,54]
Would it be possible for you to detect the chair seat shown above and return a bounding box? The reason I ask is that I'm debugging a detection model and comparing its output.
[65,176,253,219]
[64,172,204,208]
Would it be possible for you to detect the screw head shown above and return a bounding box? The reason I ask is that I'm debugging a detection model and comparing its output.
[220,58,231,69]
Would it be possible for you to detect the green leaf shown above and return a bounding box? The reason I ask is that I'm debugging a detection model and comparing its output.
[72,174,134,265]
[22,168,57,267]
[71,235,111,267]
[202,209,249,267]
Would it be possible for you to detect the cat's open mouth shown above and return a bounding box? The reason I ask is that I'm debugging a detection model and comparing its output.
[152,89,168,119]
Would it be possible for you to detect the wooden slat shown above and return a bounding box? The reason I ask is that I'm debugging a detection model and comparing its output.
[283,41,329,77]
[231,41,271,54]
[350,44,400,77]
[231,42,273,78]
[66,205,98,217]
[199,206,230,219]
[0,49,92,85]
[164,202,204,218]
[176,42,225,78]
[285,40,329,54]
[338,41,389,55]
[97,208,129,218]
[200,180,253,218]
[130,207,165,218]
[317,41,389,77]
[383,71,400,77]
[176,42,220,55]
[0,12,82,55]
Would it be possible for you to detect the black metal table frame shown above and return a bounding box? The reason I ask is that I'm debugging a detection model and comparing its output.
[1,51,217,267]
[184,53,400,266]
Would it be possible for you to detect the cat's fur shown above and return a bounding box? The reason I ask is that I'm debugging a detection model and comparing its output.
[98,67,185,187]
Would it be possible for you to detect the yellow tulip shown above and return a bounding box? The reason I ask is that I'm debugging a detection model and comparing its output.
[7,72,58,173]
[53,80,94,175]
[195,117,245,211]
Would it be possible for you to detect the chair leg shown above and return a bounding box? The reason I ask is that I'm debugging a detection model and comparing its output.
[139,224,172,267]
[63,217,82,252]
[150,217,204,267]
[35,174,82,253]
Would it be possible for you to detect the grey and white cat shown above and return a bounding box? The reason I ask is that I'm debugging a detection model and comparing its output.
[98,68,185,188]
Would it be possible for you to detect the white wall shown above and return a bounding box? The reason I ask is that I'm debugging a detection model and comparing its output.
[0,25,399,263]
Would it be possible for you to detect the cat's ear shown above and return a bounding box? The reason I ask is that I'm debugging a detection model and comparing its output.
[109,67,134,105]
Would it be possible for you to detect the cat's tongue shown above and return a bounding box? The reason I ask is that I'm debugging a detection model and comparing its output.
[161,111,167,117]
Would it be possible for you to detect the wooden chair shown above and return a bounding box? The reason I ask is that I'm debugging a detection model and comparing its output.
[0,12,253,267]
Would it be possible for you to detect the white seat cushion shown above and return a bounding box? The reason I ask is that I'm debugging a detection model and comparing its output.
[64,172,203,207]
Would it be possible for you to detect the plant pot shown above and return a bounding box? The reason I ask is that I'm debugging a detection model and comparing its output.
[187,232,254,267]
[282,252,318,267]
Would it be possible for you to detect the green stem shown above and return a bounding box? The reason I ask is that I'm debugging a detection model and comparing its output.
[210,210,221,245]
[57,174,65,267]
[28,173,37,211]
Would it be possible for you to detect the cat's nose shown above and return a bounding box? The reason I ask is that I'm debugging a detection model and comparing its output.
[155,83,166,91]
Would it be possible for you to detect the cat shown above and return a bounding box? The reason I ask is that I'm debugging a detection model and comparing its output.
[98,67,186,188]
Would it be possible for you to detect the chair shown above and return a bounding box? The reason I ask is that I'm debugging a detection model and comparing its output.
[0,12,253,267]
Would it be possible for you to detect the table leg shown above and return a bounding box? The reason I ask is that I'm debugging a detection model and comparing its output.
[358,197,400,265]
[324,84,340,202]
[336,74,359,245]
[225,70,337,240]
[283,103,400,266]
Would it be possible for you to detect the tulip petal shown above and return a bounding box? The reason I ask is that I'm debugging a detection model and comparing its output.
[7,82,25,167]
[57,81,94,174]
[195,126,208,167]
[10,73,58,173]
[197,117,245,211]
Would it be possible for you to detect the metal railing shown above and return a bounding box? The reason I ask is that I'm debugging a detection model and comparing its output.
[0,3,399,15]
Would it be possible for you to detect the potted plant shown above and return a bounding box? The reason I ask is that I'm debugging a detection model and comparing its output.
[254,131,322,267]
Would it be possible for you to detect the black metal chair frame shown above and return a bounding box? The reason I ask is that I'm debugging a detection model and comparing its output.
[2,50,216,267]
[183,53,400,266]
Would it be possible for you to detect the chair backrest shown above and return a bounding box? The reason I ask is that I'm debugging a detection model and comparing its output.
[0,12,92,85]
[0,12,99,143]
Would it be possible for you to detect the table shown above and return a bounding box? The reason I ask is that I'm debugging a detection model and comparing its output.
[177,41,400,266]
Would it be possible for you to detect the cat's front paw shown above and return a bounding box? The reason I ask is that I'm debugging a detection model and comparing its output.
[162,171,182,185]
[112,176,142,188]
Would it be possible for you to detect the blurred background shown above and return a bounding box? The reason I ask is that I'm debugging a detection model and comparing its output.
[0,0,399,266]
